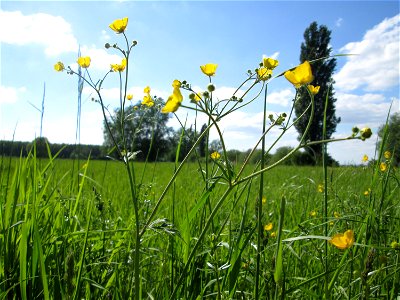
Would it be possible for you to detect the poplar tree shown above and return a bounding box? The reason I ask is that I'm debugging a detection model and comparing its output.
[294,22,341,164]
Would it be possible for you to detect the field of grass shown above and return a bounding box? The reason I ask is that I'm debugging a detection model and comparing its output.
[1,152,399,299]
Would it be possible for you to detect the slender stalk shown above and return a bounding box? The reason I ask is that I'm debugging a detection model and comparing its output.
[255,84,268,299]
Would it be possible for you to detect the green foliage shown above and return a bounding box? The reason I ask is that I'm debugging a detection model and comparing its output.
[294,22,341,164]
[378,112,400,166]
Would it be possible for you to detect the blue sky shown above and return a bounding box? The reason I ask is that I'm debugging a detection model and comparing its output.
[1,1,399,164]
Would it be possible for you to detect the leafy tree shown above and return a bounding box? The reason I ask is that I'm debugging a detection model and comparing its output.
[172,126,198,162]
[378,112,400,166]
[294,22,341,164]
[103,100,174,161]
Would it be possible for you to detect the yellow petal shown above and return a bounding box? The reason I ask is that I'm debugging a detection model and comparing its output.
[257,67,272,81]
[263,57,279,69]
[200,63,218,76]
[161,94,180,113]
[54,61,65,72]
[285,61,314,88]
[109,17,128,33]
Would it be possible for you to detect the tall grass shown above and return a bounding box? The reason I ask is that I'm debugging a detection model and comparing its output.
[1,152,399,298]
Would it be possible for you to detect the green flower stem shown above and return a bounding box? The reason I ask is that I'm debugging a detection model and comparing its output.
[255,84,268,299]
[139,123,214,238]
[234,91,316,185]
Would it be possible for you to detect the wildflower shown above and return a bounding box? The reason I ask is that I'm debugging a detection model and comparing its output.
[384,151,391,159]
[111,58,127,72]
[317,184,324,193]
[262,196,267,205]
[210,151,221,160]
[329,229,354,250]
[54,61,65,72]
[200,63,218,76]
[284,61,314,88]
[262,57,279,69]
[127,94,133,100]
[364,188,371,196]
[360,127,372,140]
[270,231,277,238]
[379,162,387,172]
[257,67,272,81]
[334,212,340,218]
[307,84,320,95]
[329,221,334,226]
[142,86,154,107]
[161,80,183,113]
[362,154,369,162]
[391,241,400,250]
[77,56,91,68]
[310,210,317,217]
[109,17,128,34]
[264,223,273,231]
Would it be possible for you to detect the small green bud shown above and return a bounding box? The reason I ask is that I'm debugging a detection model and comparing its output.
[105,43,111,49]
[132,40,137,46]
[203,91,210,99]
[207,84,216,92]
[352,126,359,134]
[281,112,287,118]
[188,93,196,101]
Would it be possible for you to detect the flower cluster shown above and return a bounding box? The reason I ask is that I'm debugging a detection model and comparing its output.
[257,57,279,81]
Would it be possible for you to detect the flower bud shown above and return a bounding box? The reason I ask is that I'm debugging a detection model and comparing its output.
[105,43,111,49]
[189,93,196,101]
[132,40,137,46]
[207,84,215,92]
[203,91,210,99]
[360,127,372,140]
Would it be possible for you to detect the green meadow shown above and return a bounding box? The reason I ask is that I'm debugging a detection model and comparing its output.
[1,154,399,299]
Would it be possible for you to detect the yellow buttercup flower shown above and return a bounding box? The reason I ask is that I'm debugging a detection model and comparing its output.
[161,80,183,113]
[284,61,314,88]
[210,151,221,160]
[317,184,324,193]
[362,154,369,162]
[310,210,317,217]
[270,231,277,238]
[264,223,273,231]
[257,67,272,81]
[54,61,65,72]
[329,229,354,250]
[109,17,128,34]
[77,56,91,68]
[127,94,133,100]
[364,188,371,196]
[379,162,387,172]
[307,85,320,95]
[262,196,267,205]
[262,57,279,69]
[334,212,340,218]
[391,241,400,250]
[142,86,154,107]
[200,63,218,76]
[384,151,391,159]
[111,58,127,72]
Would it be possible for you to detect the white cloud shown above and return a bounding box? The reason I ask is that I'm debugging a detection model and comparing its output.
[0,86,26,104]
[267,89,294,107]
[336,92,398,126]
[335,18,343,28]
[334,14,400,92]
[0,10,78,56]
